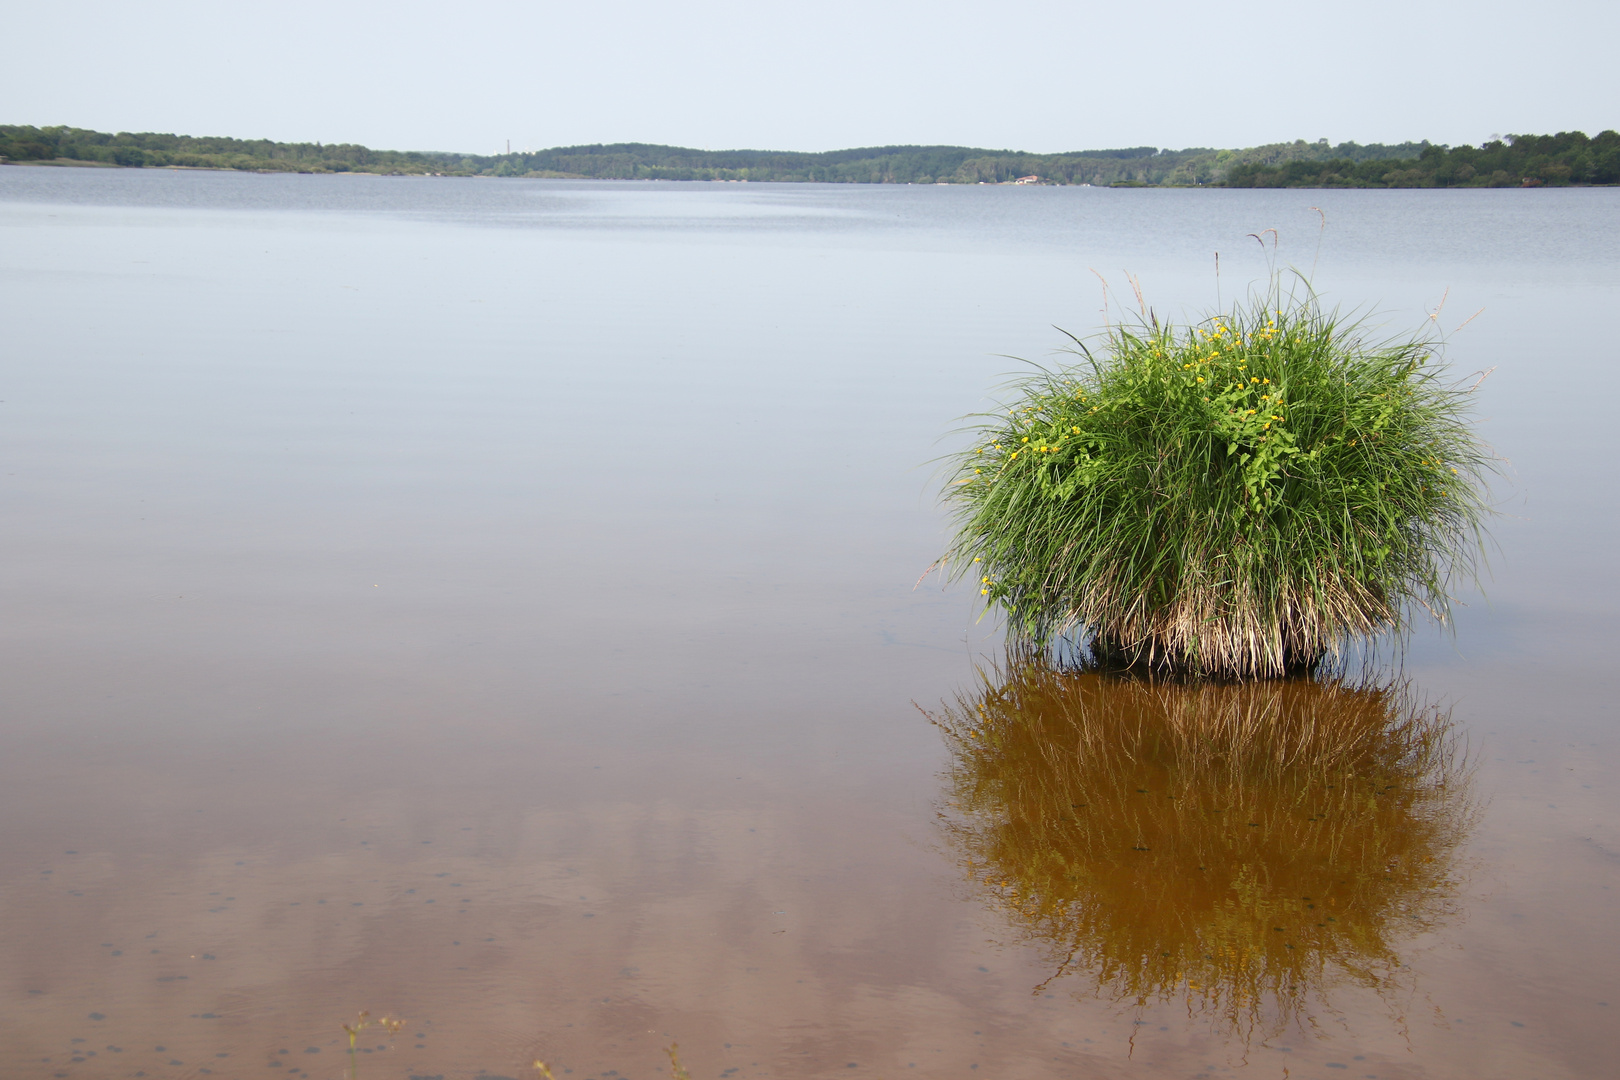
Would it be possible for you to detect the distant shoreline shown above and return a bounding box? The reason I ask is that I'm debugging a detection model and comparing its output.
[6,158,1614,192]
[4,125,1616,188]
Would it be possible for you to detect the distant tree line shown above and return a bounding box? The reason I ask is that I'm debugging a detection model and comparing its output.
[2,125,1615,187]
[0,126,474,174]
[1225,131,1620,187]
[494,143,1193,185]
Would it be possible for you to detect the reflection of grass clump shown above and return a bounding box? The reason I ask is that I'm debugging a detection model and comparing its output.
[930,656,1475,1039]
[941,288,1493,677]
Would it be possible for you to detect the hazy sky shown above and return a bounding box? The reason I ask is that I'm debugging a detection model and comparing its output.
[4,0,1613,154]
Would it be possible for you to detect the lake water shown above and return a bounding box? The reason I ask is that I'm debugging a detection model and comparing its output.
[1,167,1616,1080]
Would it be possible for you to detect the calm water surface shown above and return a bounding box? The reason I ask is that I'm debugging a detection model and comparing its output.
[1,167,1617,1080]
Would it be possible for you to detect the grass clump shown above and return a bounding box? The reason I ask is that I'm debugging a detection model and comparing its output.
[940,285,1495,678]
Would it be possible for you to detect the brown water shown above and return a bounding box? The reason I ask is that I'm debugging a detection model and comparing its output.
[1,168,1616,1080]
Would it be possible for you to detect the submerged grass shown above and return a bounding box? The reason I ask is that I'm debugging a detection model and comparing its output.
[927,652,1476,1040]
[940,279,1495,677]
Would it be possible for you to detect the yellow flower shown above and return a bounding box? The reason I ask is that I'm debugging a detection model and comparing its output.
[1021,437,1029,443]
[1263,378,1270,384]
[1197,377,1204,383]
[982,577,990,584]
[981,588,989,595]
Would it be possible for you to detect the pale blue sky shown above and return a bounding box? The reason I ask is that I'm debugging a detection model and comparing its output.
[4,0,1612,154]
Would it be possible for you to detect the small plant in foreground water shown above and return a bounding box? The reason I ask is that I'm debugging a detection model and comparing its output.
[940,284,1495,678]
[340,1011,403,1079]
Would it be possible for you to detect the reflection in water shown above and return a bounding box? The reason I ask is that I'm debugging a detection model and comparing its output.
[931,657,1476,1041]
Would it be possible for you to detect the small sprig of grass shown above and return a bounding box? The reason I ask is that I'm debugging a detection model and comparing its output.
[941,284,1495,678]
[340,1011,404,1080]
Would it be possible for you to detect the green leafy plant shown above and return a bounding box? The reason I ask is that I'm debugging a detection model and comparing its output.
[940,281,1495,678]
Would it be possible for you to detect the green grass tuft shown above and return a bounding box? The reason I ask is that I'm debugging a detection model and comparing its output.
[940,282,1496,678]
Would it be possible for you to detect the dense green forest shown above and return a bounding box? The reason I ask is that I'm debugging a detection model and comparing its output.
[1225,131,1620,187]
[0,126,465,174]
[2,124,1614,187]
